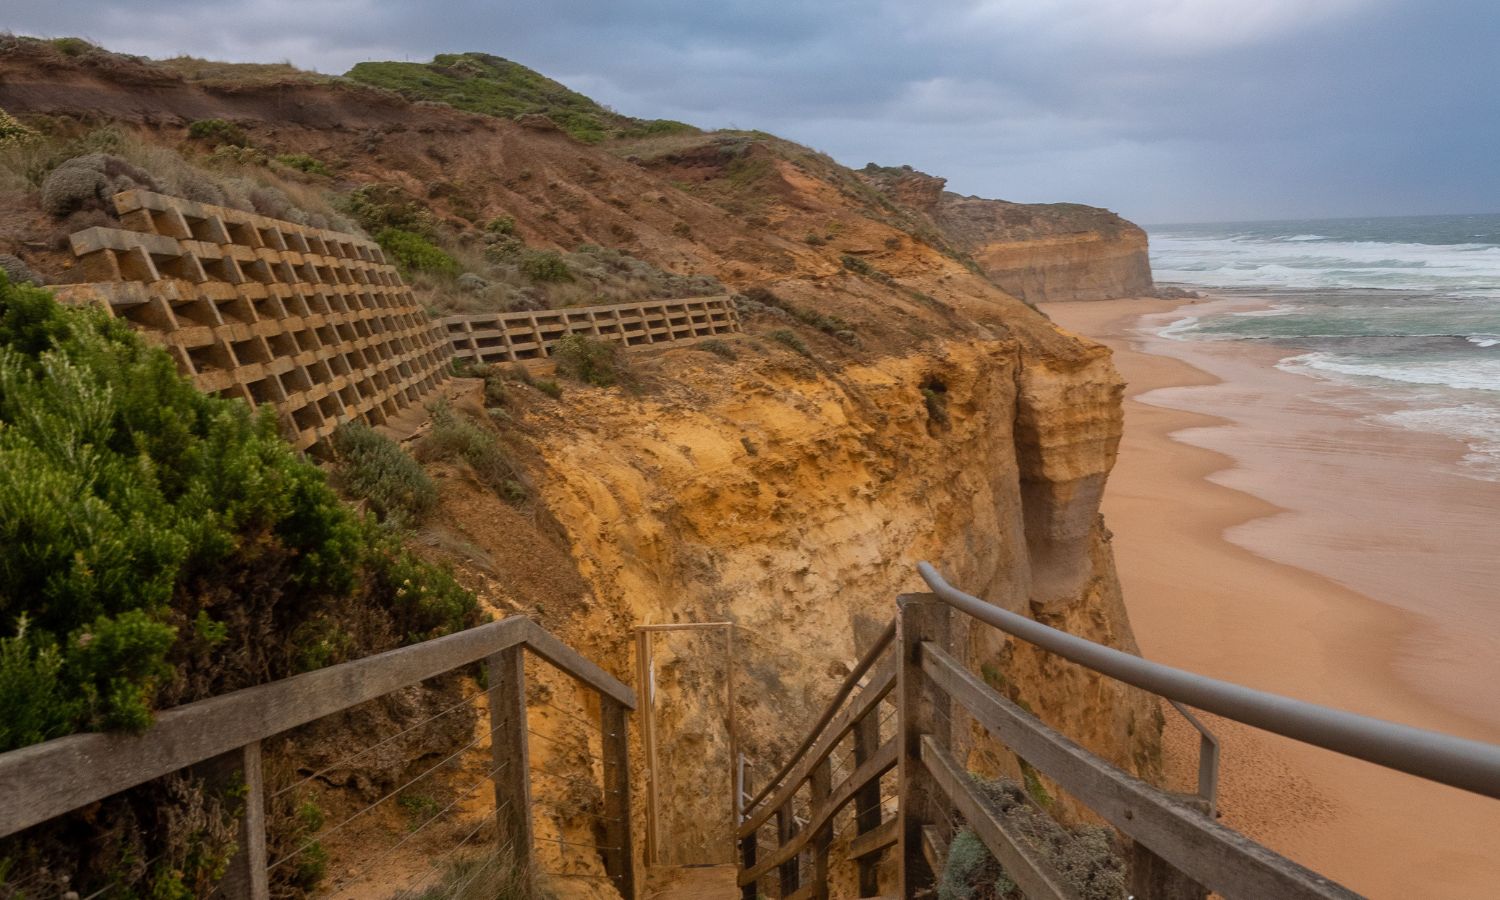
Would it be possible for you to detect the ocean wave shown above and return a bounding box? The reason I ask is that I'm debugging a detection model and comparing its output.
[1280,352,1500,392]
[1154,315,1201,341]
[1150,232,1500,295]
[1468,335,1500,348]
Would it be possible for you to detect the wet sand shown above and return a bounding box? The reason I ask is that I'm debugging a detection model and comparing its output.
[1041,296,1500,899]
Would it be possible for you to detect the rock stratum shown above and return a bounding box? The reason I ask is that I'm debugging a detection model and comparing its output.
[0,37,1161,895]
[861,164,1155,303]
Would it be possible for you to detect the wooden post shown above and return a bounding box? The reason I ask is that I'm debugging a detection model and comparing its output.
[897,593,950,899]
[726,626,739,866]
[852,709,883,897]
[740,828,759,900]
[203,741,268,900]
[601,699,636,900]
[635,629,663,867]
[777,801,800,896]
[810,757,832,899]
[1129,796,1211,900]
[487,646,532,869]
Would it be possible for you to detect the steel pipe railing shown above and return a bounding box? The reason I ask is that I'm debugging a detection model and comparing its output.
[918,562,1500,801]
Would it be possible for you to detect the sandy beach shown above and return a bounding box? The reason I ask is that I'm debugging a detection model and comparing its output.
[1041,296,1500,899]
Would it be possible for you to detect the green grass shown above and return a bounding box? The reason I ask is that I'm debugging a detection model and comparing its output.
[345,53,697,144]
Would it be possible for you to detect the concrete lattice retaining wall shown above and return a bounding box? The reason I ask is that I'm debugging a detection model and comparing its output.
[54,190,451,450]
[442,296,741,366]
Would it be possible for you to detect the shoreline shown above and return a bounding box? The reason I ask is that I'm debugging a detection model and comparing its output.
[1041,296,1500,898]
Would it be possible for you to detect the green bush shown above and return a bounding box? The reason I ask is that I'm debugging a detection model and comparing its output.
[419,402,529,504]
[518,249,573,283]
[341,184,437,237]
[330,422,438,527]
[0,107,37,148]
[550,334,629,388]
[275,153,331,176]
[485,215,517,235]
[376,228,461,278]
[187,118,249,148]
[0,275,478,752]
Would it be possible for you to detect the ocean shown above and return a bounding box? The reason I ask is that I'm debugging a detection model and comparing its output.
[1147,213,1500,479]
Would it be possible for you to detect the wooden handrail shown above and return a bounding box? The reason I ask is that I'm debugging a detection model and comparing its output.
[0,615,632,839]
[920,735,1078,900]
[738,738,898,885]
[737,657,894,837]
[919,639,1360,899]
[742,618,896,815]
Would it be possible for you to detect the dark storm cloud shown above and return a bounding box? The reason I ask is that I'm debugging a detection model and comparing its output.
[5,0,1496,222]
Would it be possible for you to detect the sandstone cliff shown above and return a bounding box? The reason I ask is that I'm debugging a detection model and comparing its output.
[0,39,1162,895]
[862,165,1155,303]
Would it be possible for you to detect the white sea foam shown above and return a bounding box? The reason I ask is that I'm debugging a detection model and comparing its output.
[1280,352,1500,392]
[1380,405,1500,480]
[1467,335,1500,348]
[1153,315,1204,341]
[1150,233,1500,295]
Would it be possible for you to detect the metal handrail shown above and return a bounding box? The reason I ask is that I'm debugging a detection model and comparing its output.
[918,562,1500,801]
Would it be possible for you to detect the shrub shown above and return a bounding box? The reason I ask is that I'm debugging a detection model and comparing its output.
[770,328,810,357]
[48,37,97,58]
[937,777,1127,900]
[0,107,37,148]
[275,153,331,176]
[518,249,573,283]
[39,152,159,218]
[330,422,438,528]
[0,275,478,753]
[698,339,736,360]
[485,215,516,235]
[418,403,529,504]
[376,228,461,277]
[187,118,249,148]
[804,233,826,246]
[508,363,562,399]
[0,253,39,286]
[550,334,629,388]
[341,184,437,237]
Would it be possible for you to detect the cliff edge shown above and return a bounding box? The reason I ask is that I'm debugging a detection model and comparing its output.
[861,164,1155,303]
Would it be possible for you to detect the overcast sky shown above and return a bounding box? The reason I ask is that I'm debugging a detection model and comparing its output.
[6,0,1498,223]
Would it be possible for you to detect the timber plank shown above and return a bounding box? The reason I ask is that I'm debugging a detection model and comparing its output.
[919,642,1362,900]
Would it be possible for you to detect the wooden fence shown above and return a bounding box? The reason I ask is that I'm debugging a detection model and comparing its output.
[0,616,636,900]
[736,594,1371,900]
[443,296,740,366]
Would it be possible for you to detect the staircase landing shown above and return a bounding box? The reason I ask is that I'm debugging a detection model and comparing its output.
[645,864,738,900]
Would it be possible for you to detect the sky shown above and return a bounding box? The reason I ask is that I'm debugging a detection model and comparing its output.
[5,0,1498,224]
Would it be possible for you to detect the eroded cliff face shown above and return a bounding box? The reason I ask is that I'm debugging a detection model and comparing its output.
[861,166,1155,303]
[521,328,1158,863]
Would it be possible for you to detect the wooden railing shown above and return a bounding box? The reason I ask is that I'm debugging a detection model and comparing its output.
[443,295,740,366]
[0,616,636,900]
[739,579,1500,899]
[736,621,899,900]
